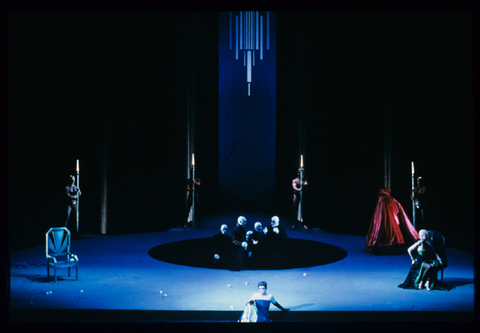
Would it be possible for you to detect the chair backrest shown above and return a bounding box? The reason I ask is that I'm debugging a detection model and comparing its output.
[46,227,71,258]
[427,230,447,268]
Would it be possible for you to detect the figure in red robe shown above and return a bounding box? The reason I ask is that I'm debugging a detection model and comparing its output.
[366,188,418,253]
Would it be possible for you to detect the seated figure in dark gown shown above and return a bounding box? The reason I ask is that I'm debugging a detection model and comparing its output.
[366,188,419,253]
[398,229,451,291]
[239,281,289,322]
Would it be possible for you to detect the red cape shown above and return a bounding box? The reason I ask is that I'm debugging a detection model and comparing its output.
[366,188,419,252]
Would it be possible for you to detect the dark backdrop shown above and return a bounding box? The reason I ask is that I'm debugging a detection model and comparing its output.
[276,12,473,250]
[8,12,472,252]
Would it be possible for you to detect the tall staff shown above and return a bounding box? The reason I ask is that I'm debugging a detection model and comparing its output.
[191,154,195,229]
[299,155,304,222]
[411,161,415,229]
[76,159,80,234]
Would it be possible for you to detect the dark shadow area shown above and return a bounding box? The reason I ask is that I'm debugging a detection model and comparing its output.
[10,273,77,284]
[9,309,474,323]
[148,238,347,269]
[442,278,474,289]
[367,245,411,256]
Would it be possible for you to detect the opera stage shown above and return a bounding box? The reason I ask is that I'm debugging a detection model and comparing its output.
[7,10,474,331]
[9,213,474,324]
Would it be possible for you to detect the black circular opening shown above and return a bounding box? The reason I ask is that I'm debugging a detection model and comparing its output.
[148,238,347,269]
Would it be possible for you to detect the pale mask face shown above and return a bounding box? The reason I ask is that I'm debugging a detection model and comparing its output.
[271,216,279,228]
[221,225,228,234]
[237,216,247,226]
[254,222,263,232]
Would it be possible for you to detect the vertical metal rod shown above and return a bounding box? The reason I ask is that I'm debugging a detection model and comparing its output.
[240,12,243,50]
[267,11,270,50]
[411,161,415,229]
[384,132,388,188]
[192,154,195,229]
[260,15,263,59]
[384,101,391,189]
[256,11,259,50]
[76,159,80,234]
[235,15,239,59]
[229,11,232,50]
[299,155,304,224]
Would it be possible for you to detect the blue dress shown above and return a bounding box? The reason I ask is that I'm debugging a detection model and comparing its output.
[239,294,276,322]
[254,300,272,322]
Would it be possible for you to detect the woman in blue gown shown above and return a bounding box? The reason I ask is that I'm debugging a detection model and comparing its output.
[239,281,288,322]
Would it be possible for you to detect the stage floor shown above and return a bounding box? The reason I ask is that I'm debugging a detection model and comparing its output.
[9,213,475,323]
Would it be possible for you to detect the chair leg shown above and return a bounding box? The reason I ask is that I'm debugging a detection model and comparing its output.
[47,265,50,280]
[68,267,71,277]
[54,267,57,283]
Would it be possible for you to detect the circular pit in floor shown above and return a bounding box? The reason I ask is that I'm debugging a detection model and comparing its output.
[148,237,347,270]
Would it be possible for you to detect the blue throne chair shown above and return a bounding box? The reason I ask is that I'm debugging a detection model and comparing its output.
[427,230,447,282]
[46,227,78,282]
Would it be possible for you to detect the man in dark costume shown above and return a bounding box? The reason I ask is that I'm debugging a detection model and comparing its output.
[264,216,287,269]
[65,175,81,230]
[184,168,201,228]
[248,222,267,270]
[245,231,254,269]
[292,169,308,229]
[212,224,232,269]
[411,176,428,230]
[230,216,248,271]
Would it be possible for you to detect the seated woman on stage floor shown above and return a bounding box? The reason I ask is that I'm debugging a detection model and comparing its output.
[398,229,451,291]
[239,281,288,322]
